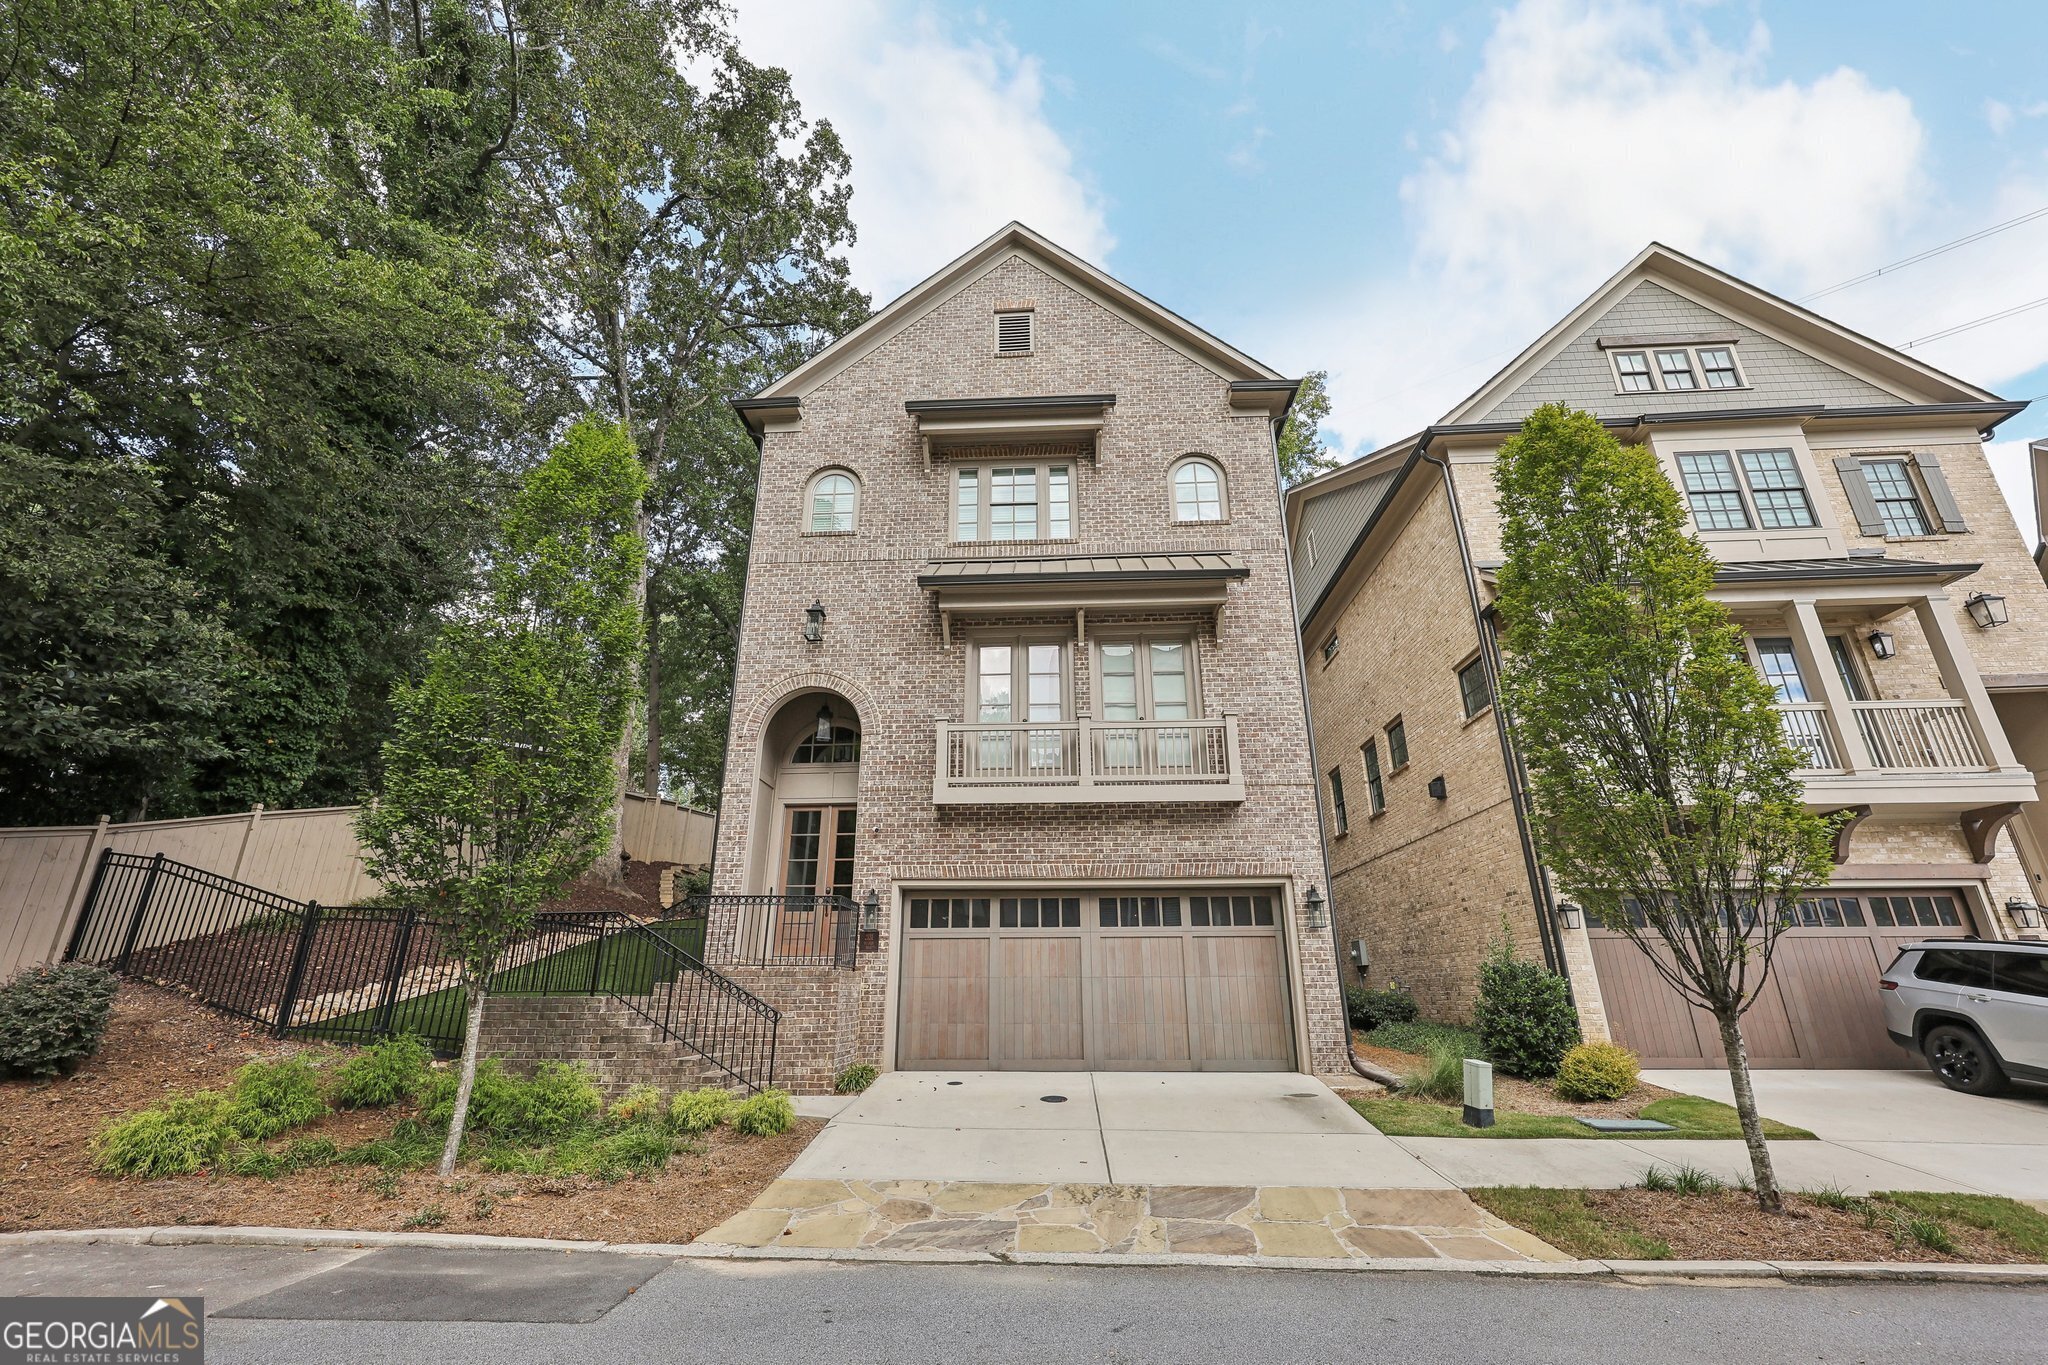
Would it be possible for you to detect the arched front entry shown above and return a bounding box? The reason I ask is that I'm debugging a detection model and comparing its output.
[739,690,862,960]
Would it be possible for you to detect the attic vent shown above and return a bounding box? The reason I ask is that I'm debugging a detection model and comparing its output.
[996,310,1034,356]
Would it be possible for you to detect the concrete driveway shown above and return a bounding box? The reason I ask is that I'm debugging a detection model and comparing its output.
[782,1071,1453,1188]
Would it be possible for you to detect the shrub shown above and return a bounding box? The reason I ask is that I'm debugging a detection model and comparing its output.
[0,963,118,1078]
[1473,937,1579,1078]
[1345,983,1420,1032]
[520,1062,603,1138]
[1399,1049,1468,1104]
[669,1086,735,1134]
[730,1088,796,1137]
[96,1094,232,1176]
[224,1057,327,1138]
[1553,1042,1640,1102]
[339,1118,443,1170]
[609,1084,667,1123]
[834,1063,879,1094]
[421,1060,601,1143]
[332,1036,434,1109]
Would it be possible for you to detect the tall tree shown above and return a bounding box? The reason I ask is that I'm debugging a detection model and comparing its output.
[0,0,510,821]
[1493,404,1834,1212]
[1277,370,1340,486]
[357,417,644,1176]
[487,0,868,871]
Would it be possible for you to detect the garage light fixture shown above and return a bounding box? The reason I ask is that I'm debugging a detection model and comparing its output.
[1965,592,2009,629]
[1866,628,1896,660]
[1303,885,1328,932]
[2007,898,2044,931]
[803,598,827,643]
[1557,901,1584,930]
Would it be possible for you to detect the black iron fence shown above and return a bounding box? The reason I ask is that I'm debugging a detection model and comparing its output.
[687,892,861,967]
[65,851,774,1090]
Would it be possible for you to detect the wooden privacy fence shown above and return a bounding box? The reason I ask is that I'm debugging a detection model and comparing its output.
[0,793,714,976]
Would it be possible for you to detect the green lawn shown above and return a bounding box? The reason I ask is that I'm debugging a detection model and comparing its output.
[1875,1191,2048,1259]
[1347,1093,1815,1140]
[298,919,705,1048]
[1467,1187,1672,1259]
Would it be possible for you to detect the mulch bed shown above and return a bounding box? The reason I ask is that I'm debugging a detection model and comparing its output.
[1561,1189,2038,1264]
[0,984,816,1244]
[1350,1037,1683,1118]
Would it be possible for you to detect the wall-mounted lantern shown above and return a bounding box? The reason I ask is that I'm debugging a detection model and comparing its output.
[1303,885,1328,932]
[2007,898,2044,931]
[814,701,835,744]
[803,598,827,643]
[859,888,883,953]
[1558,901,1585,931]
[1965,592,2009,629]
[1867,629,1896,660]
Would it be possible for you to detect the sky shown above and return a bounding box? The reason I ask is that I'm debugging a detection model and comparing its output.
[729,0,2048,537]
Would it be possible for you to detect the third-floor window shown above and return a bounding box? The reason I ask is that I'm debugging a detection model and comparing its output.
[954,464,1072,541]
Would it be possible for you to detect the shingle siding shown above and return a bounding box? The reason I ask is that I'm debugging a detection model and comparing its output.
[1291,468,1400,626]
[1479,281,1905,422]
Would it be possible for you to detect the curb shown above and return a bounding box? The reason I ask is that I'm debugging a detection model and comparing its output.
[4,1227,2047,1285]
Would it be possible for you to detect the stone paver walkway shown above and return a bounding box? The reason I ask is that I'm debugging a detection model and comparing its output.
[697,1179,1566,1262]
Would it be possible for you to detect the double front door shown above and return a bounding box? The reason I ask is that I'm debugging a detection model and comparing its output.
[775,805,855,959]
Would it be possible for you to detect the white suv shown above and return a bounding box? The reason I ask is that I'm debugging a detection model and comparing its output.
[1880,940,2048,1095]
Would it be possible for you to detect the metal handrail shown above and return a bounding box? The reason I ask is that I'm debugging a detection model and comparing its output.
[599,919,781,1094]
[683,892,861,968]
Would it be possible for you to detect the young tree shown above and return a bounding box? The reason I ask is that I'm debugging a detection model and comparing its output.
[356,417,645,1176]
[1493,403,1833,1212]
[1277,370,1340,486]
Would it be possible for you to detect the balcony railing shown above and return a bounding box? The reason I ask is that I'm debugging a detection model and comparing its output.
[1778,698,1987,772]
[934,716,1245,804]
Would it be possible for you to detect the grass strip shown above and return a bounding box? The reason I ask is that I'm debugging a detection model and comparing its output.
[1465,1187,1671,1260]
[1348,1094,1814,1140]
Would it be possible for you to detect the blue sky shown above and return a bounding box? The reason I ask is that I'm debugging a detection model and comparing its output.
[737,0,2048,529]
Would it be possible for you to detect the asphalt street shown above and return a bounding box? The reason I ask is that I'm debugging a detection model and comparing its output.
[3,1243,2044,1364]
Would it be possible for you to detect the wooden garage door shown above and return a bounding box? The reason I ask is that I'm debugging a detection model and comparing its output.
[897,890,1293,1071]
[1591,890,1972,1069]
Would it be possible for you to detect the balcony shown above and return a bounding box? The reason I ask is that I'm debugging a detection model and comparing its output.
[933,716,1245,805]
[1777,697,2033,811]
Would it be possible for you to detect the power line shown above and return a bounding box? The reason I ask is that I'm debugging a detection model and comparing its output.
[1798,205,2048,304]
[1901,295,2048,349]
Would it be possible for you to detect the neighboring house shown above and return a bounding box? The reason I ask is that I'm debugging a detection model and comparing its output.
[704,222,1346,1091]
[1291,242,2048,1071]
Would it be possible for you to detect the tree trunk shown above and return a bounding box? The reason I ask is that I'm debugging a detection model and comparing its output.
[439,981,488,1178]
[1715,1008,1782,1212]
[643,601,662,797]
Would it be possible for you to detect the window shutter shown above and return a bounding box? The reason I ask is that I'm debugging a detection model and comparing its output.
[1911,452,1968,532]
[1834,456,1887,536]
[996,311,1033,355]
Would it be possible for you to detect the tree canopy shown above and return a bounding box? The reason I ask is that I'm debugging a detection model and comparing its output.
[1277,370,1340,487]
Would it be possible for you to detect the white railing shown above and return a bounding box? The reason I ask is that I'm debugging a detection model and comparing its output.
[1776,704,1837,770]
[1850,699,1986,770]
[934,716,1244,804]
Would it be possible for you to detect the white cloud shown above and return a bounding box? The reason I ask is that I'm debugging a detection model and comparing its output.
[1987,98,2015,135]
[727,0,1112,302]
[1987,436,2044,545]
[1254,0,1939,453]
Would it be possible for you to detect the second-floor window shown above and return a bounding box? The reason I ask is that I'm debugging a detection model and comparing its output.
[1363,739,1386,815]
[1458,657,1491,719]
[1674,449,1815,531]
[1863,458,1932,537]
[954,464,1071,541]
[1385,717,1408,770]
[1329,767,1348,835]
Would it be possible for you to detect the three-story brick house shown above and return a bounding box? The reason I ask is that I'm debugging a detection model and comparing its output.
[1292,243,2048,1071]
[701,223,1346,1090]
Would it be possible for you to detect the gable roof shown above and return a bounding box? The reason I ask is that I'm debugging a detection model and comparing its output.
[750,222,1285,405]
[1442,242,2002,425]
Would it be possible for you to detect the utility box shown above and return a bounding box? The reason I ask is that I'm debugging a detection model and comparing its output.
[1461,1059,1495,1129]
[1348,939,1370,971]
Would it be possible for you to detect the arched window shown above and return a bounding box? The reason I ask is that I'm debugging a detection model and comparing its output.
[793,724,861,764]
[1171,457,1225,522]
[807,470,859,533]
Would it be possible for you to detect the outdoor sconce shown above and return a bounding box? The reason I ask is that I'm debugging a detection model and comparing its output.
[1558,901,1585,931]
[1303,885,1328,932]
[862,888,881,930]
[814,702,835,744]
[1965,592,2010,629]
[1867,629,1896,660]
[2008,898,2044,931]
[802,598,827,643]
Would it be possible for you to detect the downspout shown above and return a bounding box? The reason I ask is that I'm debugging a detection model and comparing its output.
[1274,414,1400,1089]
[1417,444,1571,984]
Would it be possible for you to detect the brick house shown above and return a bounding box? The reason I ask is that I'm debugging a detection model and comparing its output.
[697,223,1346,1091]
[1292,242,2048,1069]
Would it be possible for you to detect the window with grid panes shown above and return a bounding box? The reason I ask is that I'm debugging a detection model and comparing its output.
[954,464,1071,541]
[1861,459,1932,537]
[1613,351,1654,392]
[1737,450,1816,528]
[1655,349,1698,390]
[1676,451,1751,530]
[1363,739,1385,814]
[1385,717,1408,770]
[1699,347,1742,388]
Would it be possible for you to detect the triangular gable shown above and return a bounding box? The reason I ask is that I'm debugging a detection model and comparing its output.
[1443,243,2000,425]
[754,222,1284,400]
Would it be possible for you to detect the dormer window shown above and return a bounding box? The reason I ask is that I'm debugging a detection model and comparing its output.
[1614,351,1655,392]
[1655,350,1698,390]
[1606,342,1745,394]
[1699,347,1741,388]
[996,308,1034,356]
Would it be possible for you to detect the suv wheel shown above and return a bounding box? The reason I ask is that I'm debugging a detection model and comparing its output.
[1922,1023,2010,1096]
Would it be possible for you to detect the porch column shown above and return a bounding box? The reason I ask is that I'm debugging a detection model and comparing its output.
[1782,598,1872,771]
[1913,593,2022,770]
